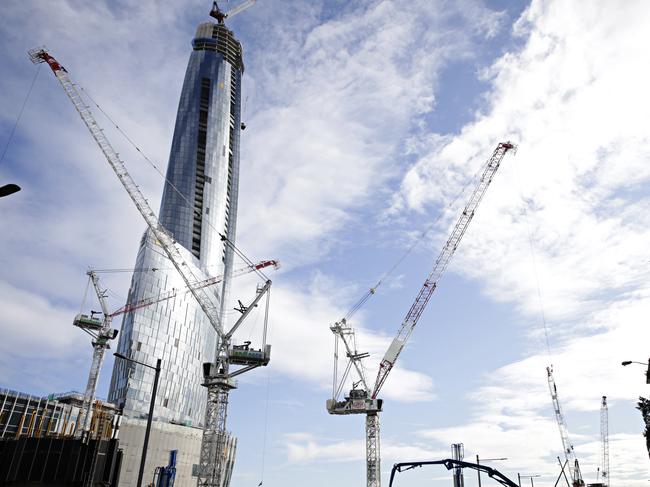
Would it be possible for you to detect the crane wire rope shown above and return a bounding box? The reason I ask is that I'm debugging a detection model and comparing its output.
[343,153,494,322]
[0,64,41,166]
[79,272,92,314]
[76,85,270,283]
[514,156,553,359]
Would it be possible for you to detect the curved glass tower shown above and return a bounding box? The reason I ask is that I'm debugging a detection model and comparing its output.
[108,22,243,429]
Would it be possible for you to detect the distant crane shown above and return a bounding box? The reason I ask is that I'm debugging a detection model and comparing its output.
[210,0,257,24]
[29,43,270,487]
[601,396,610,487]
[327,142,516,487]
[546,366,585,487]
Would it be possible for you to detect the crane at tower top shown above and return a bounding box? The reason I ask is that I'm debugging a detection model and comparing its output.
[327,141,516,487]
[210,0,257,24]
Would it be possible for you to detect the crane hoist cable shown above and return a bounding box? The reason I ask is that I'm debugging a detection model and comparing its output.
[513,157,553,357]
[1,64,40,166]
[342,152,496,323]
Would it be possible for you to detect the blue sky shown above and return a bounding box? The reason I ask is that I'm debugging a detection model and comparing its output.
[1,0,650,485]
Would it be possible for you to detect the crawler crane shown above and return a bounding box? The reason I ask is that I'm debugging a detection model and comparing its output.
[328,142,516,487]
[546,366,585,487]
[30,37,267,487]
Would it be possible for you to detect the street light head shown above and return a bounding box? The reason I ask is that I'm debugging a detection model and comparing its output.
[114,352,128,360]
[621,361,632,366]
[0,183,21,198]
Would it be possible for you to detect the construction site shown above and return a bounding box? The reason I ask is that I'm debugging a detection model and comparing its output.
[0,1,649,486]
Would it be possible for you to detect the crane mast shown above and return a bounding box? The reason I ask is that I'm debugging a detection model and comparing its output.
[601,395,610,487]
[328,142,515,487]
[30,47,271,487]
[74,271,118,440]
[547,366,584,487]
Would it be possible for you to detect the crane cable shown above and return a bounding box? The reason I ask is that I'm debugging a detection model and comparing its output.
[76,85,269,282]
[343,153,494,322]
[0,64,41,166]
[514,155,553,358]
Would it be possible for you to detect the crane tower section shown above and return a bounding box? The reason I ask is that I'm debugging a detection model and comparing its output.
[372,142,514,398]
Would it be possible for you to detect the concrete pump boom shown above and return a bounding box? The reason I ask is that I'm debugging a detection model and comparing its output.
[30,47,272,487]
[328,141,515,487]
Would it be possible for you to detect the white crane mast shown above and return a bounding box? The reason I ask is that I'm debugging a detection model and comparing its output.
[601,395,610,487]
[546,366,584,487]
[29,47,271,487]
[74,271,118,440]
[327,142,515,487]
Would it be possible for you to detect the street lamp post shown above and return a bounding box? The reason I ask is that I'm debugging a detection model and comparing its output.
[476,455,508,487]
[114,352,161,487]
[621,359,650,384]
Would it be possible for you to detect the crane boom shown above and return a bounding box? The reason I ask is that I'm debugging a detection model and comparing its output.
[28,47,226,339]
[371,141,515,398]
[108,259,278,318]
[547,366,584,487]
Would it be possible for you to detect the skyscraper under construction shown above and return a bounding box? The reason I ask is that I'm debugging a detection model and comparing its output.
[107,16,245,485]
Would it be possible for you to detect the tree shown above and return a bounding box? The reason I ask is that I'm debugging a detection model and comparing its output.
[636,396,650,459]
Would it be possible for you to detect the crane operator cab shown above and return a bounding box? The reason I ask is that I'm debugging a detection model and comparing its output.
[228,341,271,366]
[326,388,383,415]
[73,313,103,331]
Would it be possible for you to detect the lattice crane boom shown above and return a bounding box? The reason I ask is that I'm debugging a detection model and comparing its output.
[547,366,585,487]
[108,259,278,318]
[28,47,226,338]
[371,141,515,399]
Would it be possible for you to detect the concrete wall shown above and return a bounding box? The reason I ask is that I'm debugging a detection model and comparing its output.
[117,417,202,487]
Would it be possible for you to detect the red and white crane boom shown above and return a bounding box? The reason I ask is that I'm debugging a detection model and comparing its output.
[328,142,516,487]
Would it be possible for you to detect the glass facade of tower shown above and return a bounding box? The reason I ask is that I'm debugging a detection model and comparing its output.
[108,22,243,428]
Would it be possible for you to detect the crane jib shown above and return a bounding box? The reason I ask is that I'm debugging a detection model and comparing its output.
[371,142,515,400]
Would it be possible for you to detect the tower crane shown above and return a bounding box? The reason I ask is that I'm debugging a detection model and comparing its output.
[327,142,516,487]
[546,366,585,487]
[73,258,278,438]
[73,270,118,440]
[210,0,257,24]
[600,395,609,487]
[29,47,271,487]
